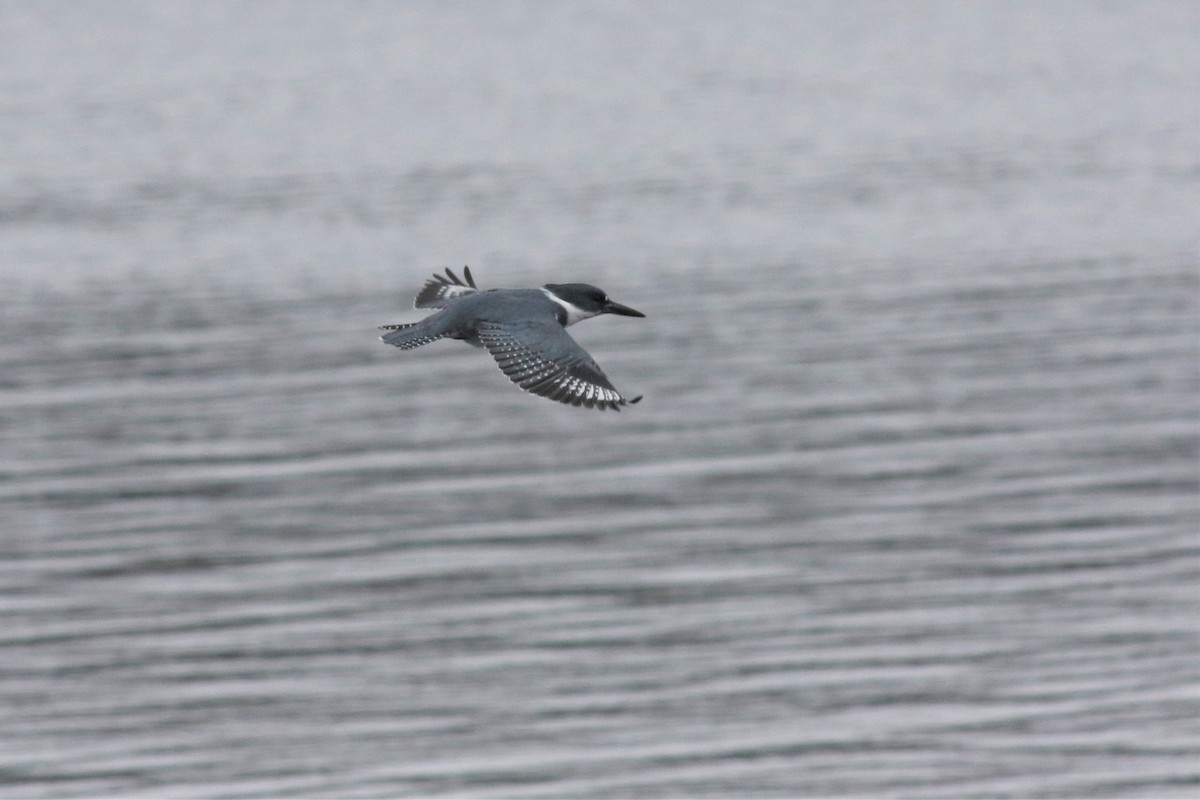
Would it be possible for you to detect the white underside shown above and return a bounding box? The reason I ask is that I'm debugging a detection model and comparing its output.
[541,288,600,326]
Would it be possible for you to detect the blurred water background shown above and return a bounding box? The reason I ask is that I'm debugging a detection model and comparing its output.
[1,2,1198,797]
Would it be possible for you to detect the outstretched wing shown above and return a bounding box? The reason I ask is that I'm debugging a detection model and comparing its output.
[414,266,479,309]
[477,319,640,411]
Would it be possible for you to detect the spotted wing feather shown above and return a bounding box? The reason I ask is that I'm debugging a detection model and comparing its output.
[414,266,479,309]
[477,320,637,411]
[379,322,445,350]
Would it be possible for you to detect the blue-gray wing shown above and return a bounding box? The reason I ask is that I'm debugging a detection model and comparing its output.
[414,266,479,309]
[477,319,637,410]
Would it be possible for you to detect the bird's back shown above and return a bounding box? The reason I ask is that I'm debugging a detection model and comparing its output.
[444,288,560,324]
[433,288,562,341]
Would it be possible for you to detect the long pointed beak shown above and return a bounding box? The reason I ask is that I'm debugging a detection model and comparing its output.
[603,299,645,318]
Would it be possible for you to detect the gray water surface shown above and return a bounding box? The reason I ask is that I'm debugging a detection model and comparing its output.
[2,3,1198,797]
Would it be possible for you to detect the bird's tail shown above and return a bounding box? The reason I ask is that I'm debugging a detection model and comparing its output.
[379,322,446,350]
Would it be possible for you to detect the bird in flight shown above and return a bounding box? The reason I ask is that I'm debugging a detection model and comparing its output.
[380,267,644,410]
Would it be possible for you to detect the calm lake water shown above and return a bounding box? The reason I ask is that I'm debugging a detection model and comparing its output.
[2,2,1198,797]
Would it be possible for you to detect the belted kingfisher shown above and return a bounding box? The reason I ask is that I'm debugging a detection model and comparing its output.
[380,267,645,410]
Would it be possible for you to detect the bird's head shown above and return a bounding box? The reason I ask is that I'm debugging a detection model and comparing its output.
[543,283,645,325]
